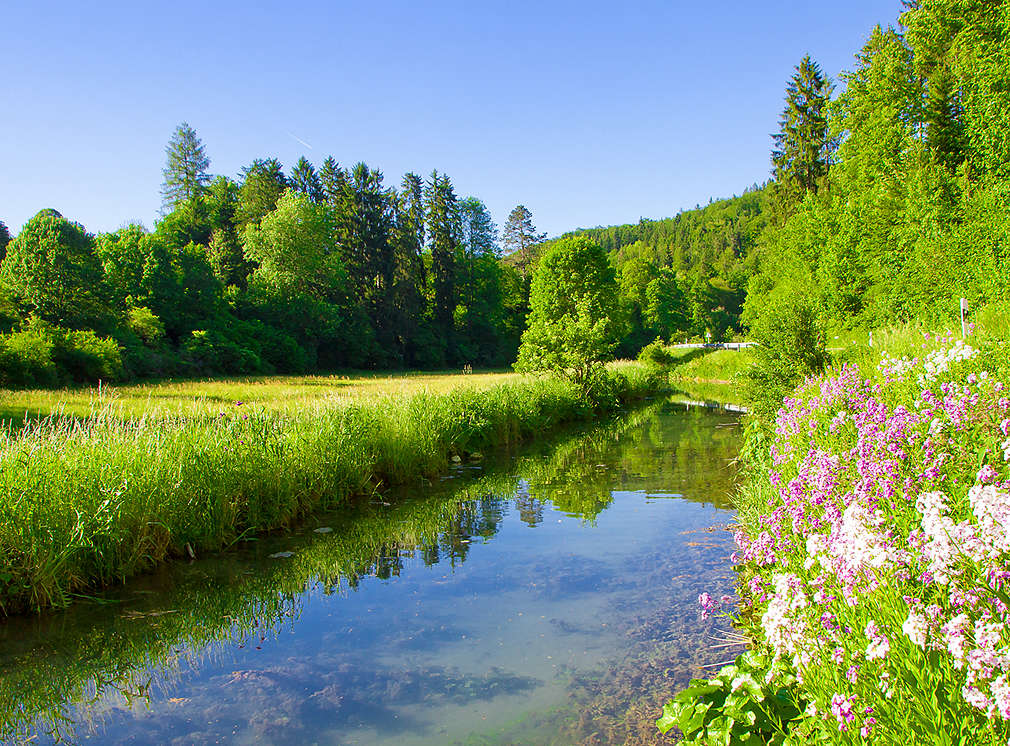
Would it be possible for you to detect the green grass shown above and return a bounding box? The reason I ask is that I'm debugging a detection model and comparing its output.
[666,347,755,384]
[0,368,521,425]
[0,364,662,614]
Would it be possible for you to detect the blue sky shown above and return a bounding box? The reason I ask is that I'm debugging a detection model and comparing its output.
[2,0,903,238]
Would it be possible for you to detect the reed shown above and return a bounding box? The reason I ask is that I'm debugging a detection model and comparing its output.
[0,366,660,614]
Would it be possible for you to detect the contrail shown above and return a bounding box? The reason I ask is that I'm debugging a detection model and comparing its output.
[287,132,313,149]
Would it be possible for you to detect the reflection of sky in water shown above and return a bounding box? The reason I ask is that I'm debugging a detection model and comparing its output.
[3,404,742,746]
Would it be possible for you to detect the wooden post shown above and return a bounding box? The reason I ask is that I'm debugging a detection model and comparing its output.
[961,298,969,339]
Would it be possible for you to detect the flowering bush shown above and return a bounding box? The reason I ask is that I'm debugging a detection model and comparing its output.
[729,337,1010,744]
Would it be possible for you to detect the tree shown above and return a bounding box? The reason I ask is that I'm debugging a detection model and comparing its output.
[390,173,427,362]
[515,236,622,394]
[1,210,109,329]
[771,56,834,214]
[289,156,324,202]
[243,190,346,300]
[502,204,545,275]
[425,170,461,357]
[161,122,211,213]
[0,220,10,263]
[457,197,505,362]
[319,156,347,204]
[235,158,288,230]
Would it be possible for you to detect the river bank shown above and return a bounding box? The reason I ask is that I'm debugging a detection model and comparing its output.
[0,365,661,615]
[664,329,1010,744]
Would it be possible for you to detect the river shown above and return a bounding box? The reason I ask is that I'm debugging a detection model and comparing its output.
[0,398,742,745]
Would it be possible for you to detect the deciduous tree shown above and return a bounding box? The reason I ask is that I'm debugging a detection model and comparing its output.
[515,236,622,393]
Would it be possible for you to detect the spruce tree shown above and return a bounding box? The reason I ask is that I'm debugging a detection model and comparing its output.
[771,56,834,213]
[319,156,347,204]
[390,173,427,362]
[425,171,461,356]
[0,220,10,263]
[161,122,211,213]
[235,158,288,230]
[289,156,324,202]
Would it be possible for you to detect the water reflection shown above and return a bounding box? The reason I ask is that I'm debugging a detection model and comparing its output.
[0,399,741,745]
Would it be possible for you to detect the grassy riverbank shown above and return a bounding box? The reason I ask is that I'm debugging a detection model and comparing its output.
[0,399,693,744]
[662,323,1010,744]
[0,364,660,615]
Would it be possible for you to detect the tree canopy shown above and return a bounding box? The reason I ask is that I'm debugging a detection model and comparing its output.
[515,236,622,392]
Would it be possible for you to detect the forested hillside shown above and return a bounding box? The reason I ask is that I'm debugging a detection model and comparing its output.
[541,186,770,354]
[745,1,1010,336]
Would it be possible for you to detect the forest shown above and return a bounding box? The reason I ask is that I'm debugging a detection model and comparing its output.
[1,1,1008,399]
[0,147,543,386]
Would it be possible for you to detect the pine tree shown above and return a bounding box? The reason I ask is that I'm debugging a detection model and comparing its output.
[502,204,545,275]
[771,56,834,213]
[289,156,324,202]
[161,122,211,213]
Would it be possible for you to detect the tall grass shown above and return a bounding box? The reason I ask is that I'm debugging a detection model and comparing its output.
[0,393,675,743]
[0,366,660,614]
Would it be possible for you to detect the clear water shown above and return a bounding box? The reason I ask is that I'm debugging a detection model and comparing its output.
[0,400,742,745]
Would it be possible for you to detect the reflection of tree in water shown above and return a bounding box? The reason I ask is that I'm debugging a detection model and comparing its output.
[514,491,544,527]
[0,400,741,744]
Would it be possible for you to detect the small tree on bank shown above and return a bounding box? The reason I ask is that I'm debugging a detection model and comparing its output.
[515,236,622,394]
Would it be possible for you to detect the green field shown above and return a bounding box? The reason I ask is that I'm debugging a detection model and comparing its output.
[0,368,522,425]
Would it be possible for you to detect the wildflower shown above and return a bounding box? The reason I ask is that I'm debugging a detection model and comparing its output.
[831,693,856,731]
[860,717,877,738]
[698,592,715,619]
[903,609,928,648]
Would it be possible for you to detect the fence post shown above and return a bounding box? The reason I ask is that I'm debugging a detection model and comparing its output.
[961,298,969,339]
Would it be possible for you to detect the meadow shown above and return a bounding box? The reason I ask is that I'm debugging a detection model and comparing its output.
[0,363,661,615]
[0,368,520,425]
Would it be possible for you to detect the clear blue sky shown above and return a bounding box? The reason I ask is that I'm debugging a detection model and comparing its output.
[2,0,903,238]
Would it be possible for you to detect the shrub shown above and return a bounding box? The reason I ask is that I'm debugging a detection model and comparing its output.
[52,329,124,383]
[0,323,57,387]
[744,295,828,421]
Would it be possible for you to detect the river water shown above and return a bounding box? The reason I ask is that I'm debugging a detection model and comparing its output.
[0,399,742,745]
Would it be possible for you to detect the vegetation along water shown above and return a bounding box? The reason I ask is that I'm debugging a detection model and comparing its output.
[0,399,743,745]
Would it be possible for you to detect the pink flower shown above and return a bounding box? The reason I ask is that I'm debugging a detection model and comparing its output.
[831,693,856,731]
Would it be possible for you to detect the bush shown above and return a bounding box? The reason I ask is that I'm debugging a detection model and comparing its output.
[0,324,58,387]
[744,295,828,421]
[182,330,261,375]
[52,329,124,383]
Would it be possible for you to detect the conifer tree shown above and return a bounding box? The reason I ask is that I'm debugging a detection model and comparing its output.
[235,158,287,231]
[502,204,545,275]
[0,220,10,263]
[425,171,461,356]
[319,156,347,204]
[161,122,211,213]
[289,156,324,202]
[389,174,427,362]
[771,56,834,213]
